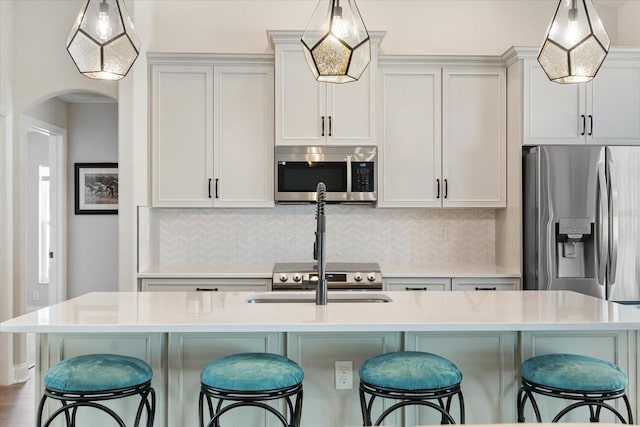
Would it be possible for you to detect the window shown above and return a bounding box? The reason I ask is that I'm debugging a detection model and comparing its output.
[38,165,50,284]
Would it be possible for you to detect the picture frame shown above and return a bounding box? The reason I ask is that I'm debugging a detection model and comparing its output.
[74,163,118,215]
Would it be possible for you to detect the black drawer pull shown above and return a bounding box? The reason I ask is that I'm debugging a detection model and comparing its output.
[436,179,440,199]
[588,114,593,136]
[406,287,429,291]
[196,288,219,292]
[321,116,325,136]
[444,179,448,199]
[581,114,586,136]
[208,179,212,198]
[215,179,219,199]
[475,287,497,291]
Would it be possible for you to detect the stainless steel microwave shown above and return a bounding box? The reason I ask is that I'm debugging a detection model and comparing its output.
[275,146,377,203]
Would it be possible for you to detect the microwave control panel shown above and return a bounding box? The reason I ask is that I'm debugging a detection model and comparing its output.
[352,162,375,192]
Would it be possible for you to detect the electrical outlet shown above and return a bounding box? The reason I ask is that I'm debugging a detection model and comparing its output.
[335,360,353,390]
[32,291,39,301]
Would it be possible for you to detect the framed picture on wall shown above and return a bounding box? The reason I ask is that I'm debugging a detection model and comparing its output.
[74,163,118,215]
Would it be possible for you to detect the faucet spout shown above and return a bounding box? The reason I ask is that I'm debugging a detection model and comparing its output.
[315,182,327,305]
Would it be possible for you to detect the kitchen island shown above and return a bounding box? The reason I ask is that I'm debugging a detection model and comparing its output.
[2,290,639,426]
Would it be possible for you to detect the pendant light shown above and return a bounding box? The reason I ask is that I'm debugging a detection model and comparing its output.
[538,0,610,84]
[301,0,371,84]
[67,0,140,81]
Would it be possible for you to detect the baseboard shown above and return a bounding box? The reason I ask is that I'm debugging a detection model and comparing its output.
[13,360,31,383]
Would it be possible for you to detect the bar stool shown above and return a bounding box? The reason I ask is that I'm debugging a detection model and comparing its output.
[199,352,303,427]
[359,351,465,426]
[517,353,633,423]
[37,353,155,427]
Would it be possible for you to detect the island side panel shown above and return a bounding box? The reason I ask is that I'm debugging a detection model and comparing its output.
[287,332,402,427]
[520,330,635,423]
[39,333,166,427]
[168,332,284,427]
[405,331,517,425]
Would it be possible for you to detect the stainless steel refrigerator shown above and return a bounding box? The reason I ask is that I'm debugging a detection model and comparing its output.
[523,145,640,302]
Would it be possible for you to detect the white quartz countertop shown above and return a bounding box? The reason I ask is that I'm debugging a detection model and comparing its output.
[137,264,273,278]
[381,264,520,277]
[3,291,640,334]
[137,264,520,279]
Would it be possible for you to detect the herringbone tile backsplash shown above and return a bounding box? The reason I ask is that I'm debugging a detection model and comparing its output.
[146,206,495,267]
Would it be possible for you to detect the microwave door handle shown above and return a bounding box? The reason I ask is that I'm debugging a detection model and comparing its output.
[346,155,352,200]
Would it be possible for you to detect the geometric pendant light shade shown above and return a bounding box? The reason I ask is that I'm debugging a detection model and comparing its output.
[538,0,610,84]
[67,0,140,81]
[301,0,371,84]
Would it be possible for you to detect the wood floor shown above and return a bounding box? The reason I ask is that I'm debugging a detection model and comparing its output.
[0,369,34,427]
[0,333,35,427]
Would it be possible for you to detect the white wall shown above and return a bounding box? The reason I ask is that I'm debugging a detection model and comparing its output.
[67,103,119,298]
[618,1,640,46]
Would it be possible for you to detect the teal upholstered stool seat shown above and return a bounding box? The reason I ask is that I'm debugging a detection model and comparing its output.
[517,353,633,424]
[45,354,153,392]
[37,354,155,427]
[359,351,464,426]
[199,353,303,427]
[201,352,303,391]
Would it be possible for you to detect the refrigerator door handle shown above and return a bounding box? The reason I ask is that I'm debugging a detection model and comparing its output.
[596,162,609,287]
[607,153,618,286]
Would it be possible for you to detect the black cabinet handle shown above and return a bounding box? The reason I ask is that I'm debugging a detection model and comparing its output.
[475,287,497,291]
[588,115,593,136]
[208,179,212,198]
[436,179,440,199]
[406,287,429,291]
[215,178,219,199]
[196,287,219,292]
[580,115,586,136]
[321,116,325,136]
[328,116,332,136]
[444,179,448,199]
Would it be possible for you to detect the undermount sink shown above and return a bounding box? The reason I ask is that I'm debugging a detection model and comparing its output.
[245,292,392,304]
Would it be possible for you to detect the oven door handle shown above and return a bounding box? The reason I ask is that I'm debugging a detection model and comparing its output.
[346,155,352,201]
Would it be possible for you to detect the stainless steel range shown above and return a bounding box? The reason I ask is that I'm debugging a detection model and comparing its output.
[272,262,382,291]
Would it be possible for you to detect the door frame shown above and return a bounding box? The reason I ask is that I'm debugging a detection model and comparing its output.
[20,115,67,308]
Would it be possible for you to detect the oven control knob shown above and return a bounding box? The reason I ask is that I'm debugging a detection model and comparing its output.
[292,273,302,282]
[278,273,288,282]
[353,273,363,282]
[366,273,377,282]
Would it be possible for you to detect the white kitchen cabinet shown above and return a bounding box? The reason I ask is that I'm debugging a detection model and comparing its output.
[377,58,506,208]
[520,330,633,423]
[442,66,506,207]
[384,277,451,291]
[139,277,270,292]
[38,333,166,427]
[213,64,274,207]
[505,47,640,146]
[452,277,520,291]
[286,332,401,427]
[151,63,214,207]
[405,331,517,425]
[168,332,284,427]
[268,31,384,146]
[149,54,274,208]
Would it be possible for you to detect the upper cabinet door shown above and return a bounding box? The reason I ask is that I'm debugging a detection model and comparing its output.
[377,65,442,207]
[442,67,506,208]
[327,66,376,145]
[213,64,274,208]
[589,63,640,145]
[275,44,326,146]
[270,31,383,146]
[151,64,214,207]
[524,61,586,146]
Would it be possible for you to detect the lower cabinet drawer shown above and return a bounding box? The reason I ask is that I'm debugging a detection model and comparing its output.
[139,278,271,292]
[384,278,452,292]
[452,278,520,291]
